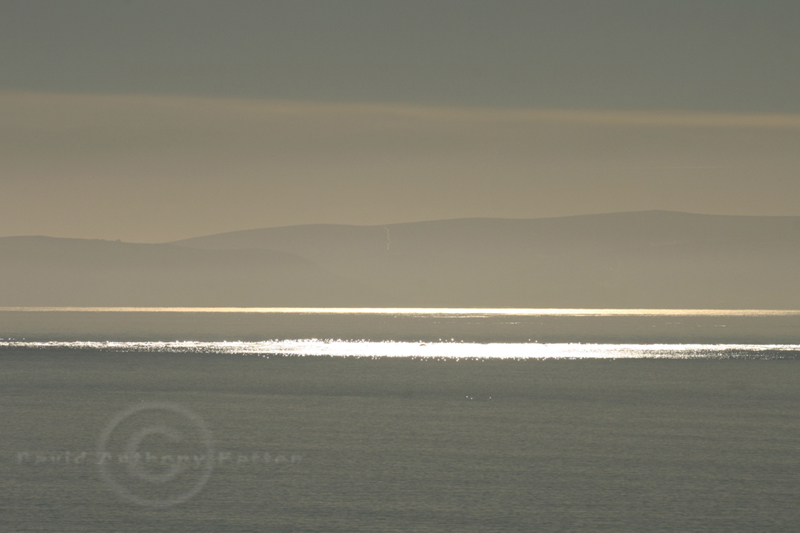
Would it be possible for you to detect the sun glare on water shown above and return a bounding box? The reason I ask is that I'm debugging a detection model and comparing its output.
[1,339,798,359]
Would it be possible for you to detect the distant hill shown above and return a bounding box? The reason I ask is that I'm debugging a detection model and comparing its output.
[0,236,369,307]
[173,211,800,308]
[3,212,800,308]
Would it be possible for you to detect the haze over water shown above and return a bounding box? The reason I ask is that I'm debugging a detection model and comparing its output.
[5,2,800,531]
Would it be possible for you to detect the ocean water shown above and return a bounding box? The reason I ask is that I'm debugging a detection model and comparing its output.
[2,308,800,532]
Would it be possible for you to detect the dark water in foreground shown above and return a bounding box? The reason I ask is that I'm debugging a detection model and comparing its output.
[2,309,800,532]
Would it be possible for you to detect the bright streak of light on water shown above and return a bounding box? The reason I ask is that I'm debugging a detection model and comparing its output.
[2,340,799,359]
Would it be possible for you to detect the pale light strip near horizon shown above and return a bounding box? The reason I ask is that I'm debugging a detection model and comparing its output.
[2,307,800,317]
[2,340,799,359]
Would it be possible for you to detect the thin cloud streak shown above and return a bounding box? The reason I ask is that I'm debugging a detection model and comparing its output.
[5,92,800,129]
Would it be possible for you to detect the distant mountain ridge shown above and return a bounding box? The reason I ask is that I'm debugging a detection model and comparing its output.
[3,211,800,308]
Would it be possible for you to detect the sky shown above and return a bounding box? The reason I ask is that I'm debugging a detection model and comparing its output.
[2,0,799,242]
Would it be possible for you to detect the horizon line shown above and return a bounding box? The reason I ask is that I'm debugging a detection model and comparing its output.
[3,307,800,316]
[4,209,799,244]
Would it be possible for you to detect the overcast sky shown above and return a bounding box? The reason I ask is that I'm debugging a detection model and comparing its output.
[2,1,799,242]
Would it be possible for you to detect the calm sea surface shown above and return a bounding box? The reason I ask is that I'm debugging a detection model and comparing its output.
[2,308,800,532]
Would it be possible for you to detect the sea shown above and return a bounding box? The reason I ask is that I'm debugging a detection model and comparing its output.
[2,308,800,532]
